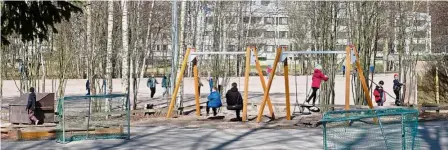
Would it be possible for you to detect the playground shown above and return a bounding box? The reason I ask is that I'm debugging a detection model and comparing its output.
[2,1,448,149]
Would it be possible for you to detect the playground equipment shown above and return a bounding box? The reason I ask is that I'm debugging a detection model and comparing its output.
[56,94,130,143]
[321,108,419,150]
[256,45,374,122]
[166,46,281,121]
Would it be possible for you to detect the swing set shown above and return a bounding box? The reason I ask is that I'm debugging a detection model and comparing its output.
[166,44,374,122]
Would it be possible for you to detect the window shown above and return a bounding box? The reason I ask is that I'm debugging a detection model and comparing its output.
[264,17,274,25]
[205,45,211,51]
[206,17,213,24]
[251,17,262,24]
[227,31,237,38]
[412,44,426,52]
[336,45,345,51]
[261,1,270,6]
[279,31,288,38]
[264,31,275,38]
[249,29,263,37]
[204,31,212,36]
[227,45,236,51]
[337,32,348,39]
[337,18,348,26]
[226,16,237,24]
[414,20,427,27]
[243,17,250,24]
[278,17,288,25]
[162,45,168,51]
[413,31,426,38]
[265,45,275,52]
[156,45,161,51]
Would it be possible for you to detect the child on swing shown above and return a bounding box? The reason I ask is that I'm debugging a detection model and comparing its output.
[305,65,329,106]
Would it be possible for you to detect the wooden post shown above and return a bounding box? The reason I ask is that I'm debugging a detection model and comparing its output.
[352,46,374,109]
[193,58,200,116]
[256,47,282,123]
[166,48,191,118]
[253,48,275,119]
[242,47,252,122]
[345,46,351,110]
[284,57,291,120]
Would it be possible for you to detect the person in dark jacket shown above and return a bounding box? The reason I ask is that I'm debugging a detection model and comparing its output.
[393,73,404,106]
[147,74,158,98]
[305,65,329,106]
[373,81,386,106]
[226,82,243,120]
[86,79,90,95]
[206,87,222,116]
[161,75,168,97]
[26,87,39,125]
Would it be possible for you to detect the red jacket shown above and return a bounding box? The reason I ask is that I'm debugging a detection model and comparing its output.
[373,86,386,102]
[311,69,328,88]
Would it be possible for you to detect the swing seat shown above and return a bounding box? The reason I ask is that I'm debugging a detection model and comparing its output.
[299,105,321,113]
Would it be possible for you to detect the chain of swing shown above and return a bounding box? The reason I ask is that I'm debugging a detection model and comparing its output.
[290,54,348,114]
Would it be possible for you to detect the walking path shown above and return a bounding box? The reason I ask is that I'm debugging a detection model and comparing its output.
[2,121,447,150]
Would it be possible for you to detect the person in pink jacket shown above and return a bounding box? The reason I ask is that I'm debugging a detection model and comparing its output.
[305,65,329,106]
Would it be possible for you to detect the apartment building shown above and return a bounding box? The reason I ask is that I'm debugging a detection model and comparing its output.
[152,1,432,65]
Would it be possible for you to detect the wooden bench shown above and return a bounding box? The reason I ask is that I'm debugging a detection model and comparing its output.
[420,105,448,114]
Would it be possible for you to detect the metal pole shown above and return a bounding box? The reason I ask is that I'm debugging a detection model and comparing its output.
[62,98,65,143]
[170,0,178,96]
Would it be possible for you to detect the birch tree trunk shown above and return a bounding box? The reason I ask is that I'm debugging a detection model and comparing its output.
[121,0,130,109]
[105,1,114,112]
[177,0,187,112]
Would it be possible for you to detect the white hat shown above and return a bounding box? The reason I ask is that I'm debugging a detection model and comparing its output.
[315,64,322,70]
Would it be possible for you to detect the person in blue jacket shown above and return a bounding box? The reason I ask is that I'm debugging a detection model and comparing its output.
[147,74,158,98]
[208,77,213,93]
[206,87,222,116]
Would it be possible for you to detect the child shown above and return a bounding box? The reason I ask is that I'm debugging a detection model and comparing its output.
[374,80,386,106]
[393,73,404,106]
[305,65,329,106]
[207,87,222,116]
[266,65,272,80]
[26,87,39,125]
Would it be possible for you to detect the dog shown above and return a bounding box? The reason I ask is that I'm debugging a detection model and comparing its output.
[144,104,155,116]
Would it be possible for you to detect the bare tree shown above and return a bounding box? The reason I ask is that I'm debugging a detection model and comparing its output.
[105,1,114,111]
[121,0,130,108]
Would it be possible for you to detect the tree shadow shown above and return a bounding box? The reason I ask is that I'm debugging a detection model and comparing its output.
[419,121,446,150]
[209,128,260,150]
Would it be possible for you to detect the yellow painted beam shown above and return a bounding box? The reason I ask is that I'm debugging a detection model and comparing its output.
[345,46,351,110]
[256,47,282,123]
[166,48,192,118]
[193,60,200,116]
[242,47,251,122]
[352,45,374,109]
[253,48,275,119]
[283,58,291,120]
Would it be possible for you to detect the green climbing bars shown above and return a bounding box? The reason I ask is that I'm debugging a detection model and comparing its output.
[321,108,419,150]
[56,94,130,143]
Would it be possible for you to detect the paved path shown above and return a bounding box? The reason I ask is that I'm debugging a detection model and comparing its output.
[2,121,447,150]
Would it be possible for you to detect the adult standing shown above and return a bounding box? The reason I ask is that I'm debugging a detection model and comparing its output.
[147,74,158,99]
